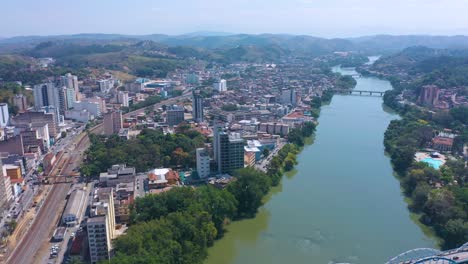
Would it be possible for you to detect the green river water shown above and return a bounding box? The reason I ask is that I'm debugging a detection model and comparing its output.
[205,62,437,264]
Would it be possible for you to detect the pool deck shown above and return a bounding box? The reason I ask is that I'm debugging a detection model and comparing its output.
[414,152,446,169]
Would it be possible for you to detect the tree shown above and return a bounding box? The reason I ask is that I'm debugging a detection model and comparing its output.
[288,128,304,146]
[228,168,271,218]
[441,219,468,249]
[221,104,238,111]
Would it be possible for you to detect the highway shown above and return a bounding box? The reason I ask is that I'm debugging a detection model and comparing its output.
[6,91,191,264]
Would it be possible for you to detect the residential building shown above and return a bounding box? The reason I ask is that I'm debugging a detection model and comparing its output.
[33,83,60,110]
[244,151,256,167]
[15,122,50,150]
[147,168,180,189]
[419,85,440,107]
[0,136,24,155]
[192,90,204,122]
[0,161,13,209]
[12,111,58,138]
[213,125,245,174]
[61,73,79,100]
[103,111,123,135]
[98,79,113,93]
[13,94,27,112]
[166,105,184,126]
[65,109,91,123]
[65,88,75,109]
[117,91,129,107]
[73,98,104,118]
[20,129,43,153]
[196,148,210,178]
[280,88,297,106]
[88,188,116,264]
[99,164,135,187]
[213,79,227,92]
[259,122,290,136]
[0,103,9,127]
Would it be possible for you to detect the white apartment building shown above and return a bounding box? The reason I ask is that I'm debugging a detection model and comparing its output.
[196,148,210,178]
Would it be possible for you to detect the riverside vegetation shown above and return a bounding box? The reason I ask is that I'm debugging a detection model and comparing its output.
[383,75,468,249]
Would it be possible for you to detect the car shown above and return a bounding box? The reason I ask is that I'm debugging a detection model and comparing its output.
[70,232,75,238]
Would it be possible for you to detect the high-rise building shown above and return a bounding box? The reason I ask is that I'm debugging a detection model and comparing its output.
[103,111,123,135]
[213,79,227,92]
[65,88,75,110]
[98,80,113,94]
[57,87,69,115]
[13,94,27,112]
[280,88,297,106]
[33,83,60,110]
[418,85,440,107]
[61,73,79,100]
[166,105,184,126]
[88,187,116,264]
[0,103,9,127]
[192,90,204,123]
[117,91,129,107]
[0,160,13,209]
[196,148,210,178]
[213,125,245,174]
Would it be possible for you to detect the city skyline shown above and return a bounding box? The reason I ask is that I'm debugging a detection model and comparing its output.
[2,0,468,38]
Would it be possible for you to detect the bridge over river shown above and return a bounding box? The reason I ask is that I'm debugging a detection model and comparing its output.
[386,242,468,264]
[332,89,386,96]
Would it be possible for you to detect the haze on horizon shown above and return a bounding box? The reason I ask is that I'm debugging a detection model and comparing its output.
[2,0,468,38]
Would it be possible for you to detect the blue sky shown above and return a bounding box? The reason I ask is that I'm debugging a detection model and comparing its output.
[1,0,468,37]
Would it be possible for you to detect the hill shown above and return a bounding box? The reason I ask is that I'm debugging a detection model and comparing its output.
[349,34,468,54]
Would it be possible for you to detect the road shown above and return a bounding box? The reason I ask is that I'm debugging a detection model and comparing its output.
[6,92,191,264]
[255,140,286,172]
[6,133,87,264]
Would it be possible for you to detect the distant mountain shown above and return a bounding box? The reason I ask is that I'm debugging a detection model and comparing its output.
[2,33,468,57]
[349,34,468,54]
[181,31,236,37]
[371,46,468,79]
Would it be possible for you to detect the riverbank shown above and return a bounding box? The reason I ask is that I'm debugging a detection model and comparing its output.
[383,92,467,249]
[206,64,435,264]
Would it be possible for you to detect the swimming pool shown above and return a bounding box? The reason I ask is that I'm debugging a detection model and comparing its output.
[422,157,443,169]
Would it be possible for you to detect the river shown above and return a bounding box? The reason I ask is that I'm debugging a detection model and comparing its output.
[206,61,437,264]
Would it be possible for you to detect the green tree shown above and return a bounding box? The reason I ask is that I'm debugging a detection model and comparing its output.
[228,168,271,218]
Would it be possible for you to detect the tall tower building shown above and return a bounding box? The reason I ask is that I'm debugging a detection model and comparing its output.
[196,148,210,178]
[103,111,123,135]
[418,85,440,107]
[13,94,28,112]
[61,73,79,100]
[192,90,204,123]
[33,83,60,110]
[213,124,245,174]
[0,103,10,127]
[117,91,129,107]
